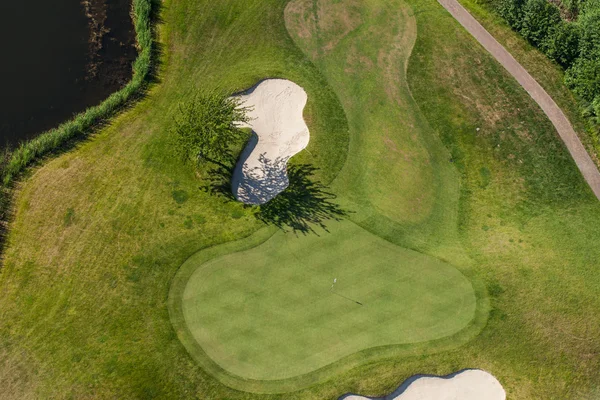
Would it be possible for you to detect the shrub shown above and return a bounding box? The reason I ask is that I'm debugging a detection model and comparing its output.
[561,0,581,19]
[520,0,561,47]
[497,0,526,30]
[173,91,251,166]
[578,9,600,60]
[565,58,600,103]
[543,21,581,68]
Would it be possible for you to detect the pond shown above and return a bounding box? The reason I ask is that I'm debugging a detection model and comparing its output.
[0,0,136,149]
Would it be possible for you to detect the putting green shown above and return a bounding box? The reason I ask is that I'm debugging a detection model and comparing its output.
[179,220,476,381]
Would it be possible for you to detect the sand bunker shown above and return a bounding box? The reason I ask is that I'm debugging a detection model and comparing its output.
[340,370,505,400]
[232,79,310,204]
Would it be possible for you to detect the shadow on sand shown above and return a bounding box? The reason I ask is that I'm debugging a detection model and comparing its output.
[255,162,348,234]
[201,155,348,235]
[337,369,478,400]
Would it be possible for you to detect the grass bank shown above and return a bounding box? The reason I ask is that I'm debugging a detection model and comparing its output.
[457,0,600,166]
[0,0,154,258]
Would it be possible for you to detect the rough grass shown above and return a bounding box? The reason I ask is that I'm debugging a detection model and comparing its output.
[1,0,600,399]
[458,0,600,166]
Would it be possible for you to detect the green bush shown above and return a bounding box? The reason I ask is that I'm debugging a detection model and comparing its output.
[543,21,581,68]
[520,0,561,47]
[565,58,600,102]
[578,9,600,59]
[561,0,581,18]
[497,0,526,29]
[493,0,600,140]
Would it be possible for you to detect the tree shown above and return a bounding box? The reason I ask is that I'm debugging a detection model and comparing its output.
[593,96,600,121]
[565,58,600,102]
[173,90,251,166]
[520,0,561,47]
[497,0,526,30]
[543,21,581,68]
[578,9,600,60]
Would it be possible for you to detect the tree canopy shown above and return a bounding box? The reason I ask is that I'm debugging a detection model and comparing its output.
[520,0,561,47]
[173,90,251,166]
[544,21,581,67]
[495,0,600,131]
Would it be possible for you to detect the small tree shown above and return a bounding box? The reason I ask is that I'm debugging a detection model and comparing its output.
[497,0,526,30]
[173,90,252,166]
[520,0,561,47]
[544,21,581,68]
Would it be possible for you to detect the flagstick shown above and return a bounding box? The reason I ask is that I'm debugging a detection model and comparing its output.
[330,278,362,306]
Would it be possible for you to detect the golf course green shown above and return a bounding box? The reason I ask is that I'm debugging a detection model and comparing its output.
[177,221,475,381]
[2,0,600,398]
[168,0,485,391]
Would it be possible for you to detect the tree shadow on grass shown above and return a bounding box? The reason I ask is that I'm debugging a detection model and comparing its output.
[199,156,238,201]
[200,157,349,235]
[255,163,348,235]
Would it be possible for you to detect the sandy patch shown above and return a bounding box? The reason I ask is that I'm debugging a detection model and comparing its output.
[340,370,505,400]
[232,79,310,204]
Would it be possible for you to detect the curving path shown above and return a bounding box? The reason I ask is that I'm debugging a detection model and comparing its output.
[438,0,600,201]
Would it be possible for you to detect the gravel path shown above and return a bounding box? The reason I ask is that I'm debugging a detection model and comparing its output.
[438,0,600,200]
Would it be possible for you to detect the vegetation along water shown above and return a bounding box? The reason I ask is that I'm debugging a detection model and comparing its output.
[0,0,136,149]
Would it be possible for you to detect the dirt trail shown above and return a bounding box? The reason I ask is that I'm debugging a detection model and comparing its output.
[438,0,600,201]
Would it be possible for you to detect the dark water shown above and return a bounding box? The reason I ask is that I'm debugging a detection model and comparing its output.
[0,1,136,149]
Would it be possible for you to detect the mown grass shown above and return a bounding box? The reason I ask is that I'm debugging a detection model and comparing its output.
[166,0,488,392]
[172,220,481,392]
[1,0,600,399]
[406,0,600,398]
[285,0,460,249]
[0,0,349,398]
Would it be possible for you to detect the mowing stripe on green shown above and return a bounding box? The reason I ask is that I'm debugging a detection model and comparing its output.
[181,220,476,381]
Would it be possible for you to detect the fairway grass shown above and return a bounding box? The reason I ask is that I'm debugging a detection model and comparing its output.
[175,221,476,382]
[2,0,600,398]
[285,0,463,255]
[168,0,486,391]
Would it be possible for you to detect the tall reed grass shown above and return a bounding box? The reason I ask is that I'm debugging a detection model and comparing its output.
[1,0,154,185]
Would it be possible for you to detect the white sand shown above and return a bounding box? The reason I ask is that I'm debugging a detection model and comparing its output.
[341,370,505,400]
[231,79,310,205]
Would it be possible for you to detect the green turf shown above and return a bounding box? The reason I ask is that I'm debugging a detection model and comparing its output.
[168,0,485,390]
[285,0,463,254]
[180,220,475,381]
[2,0,600,398]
